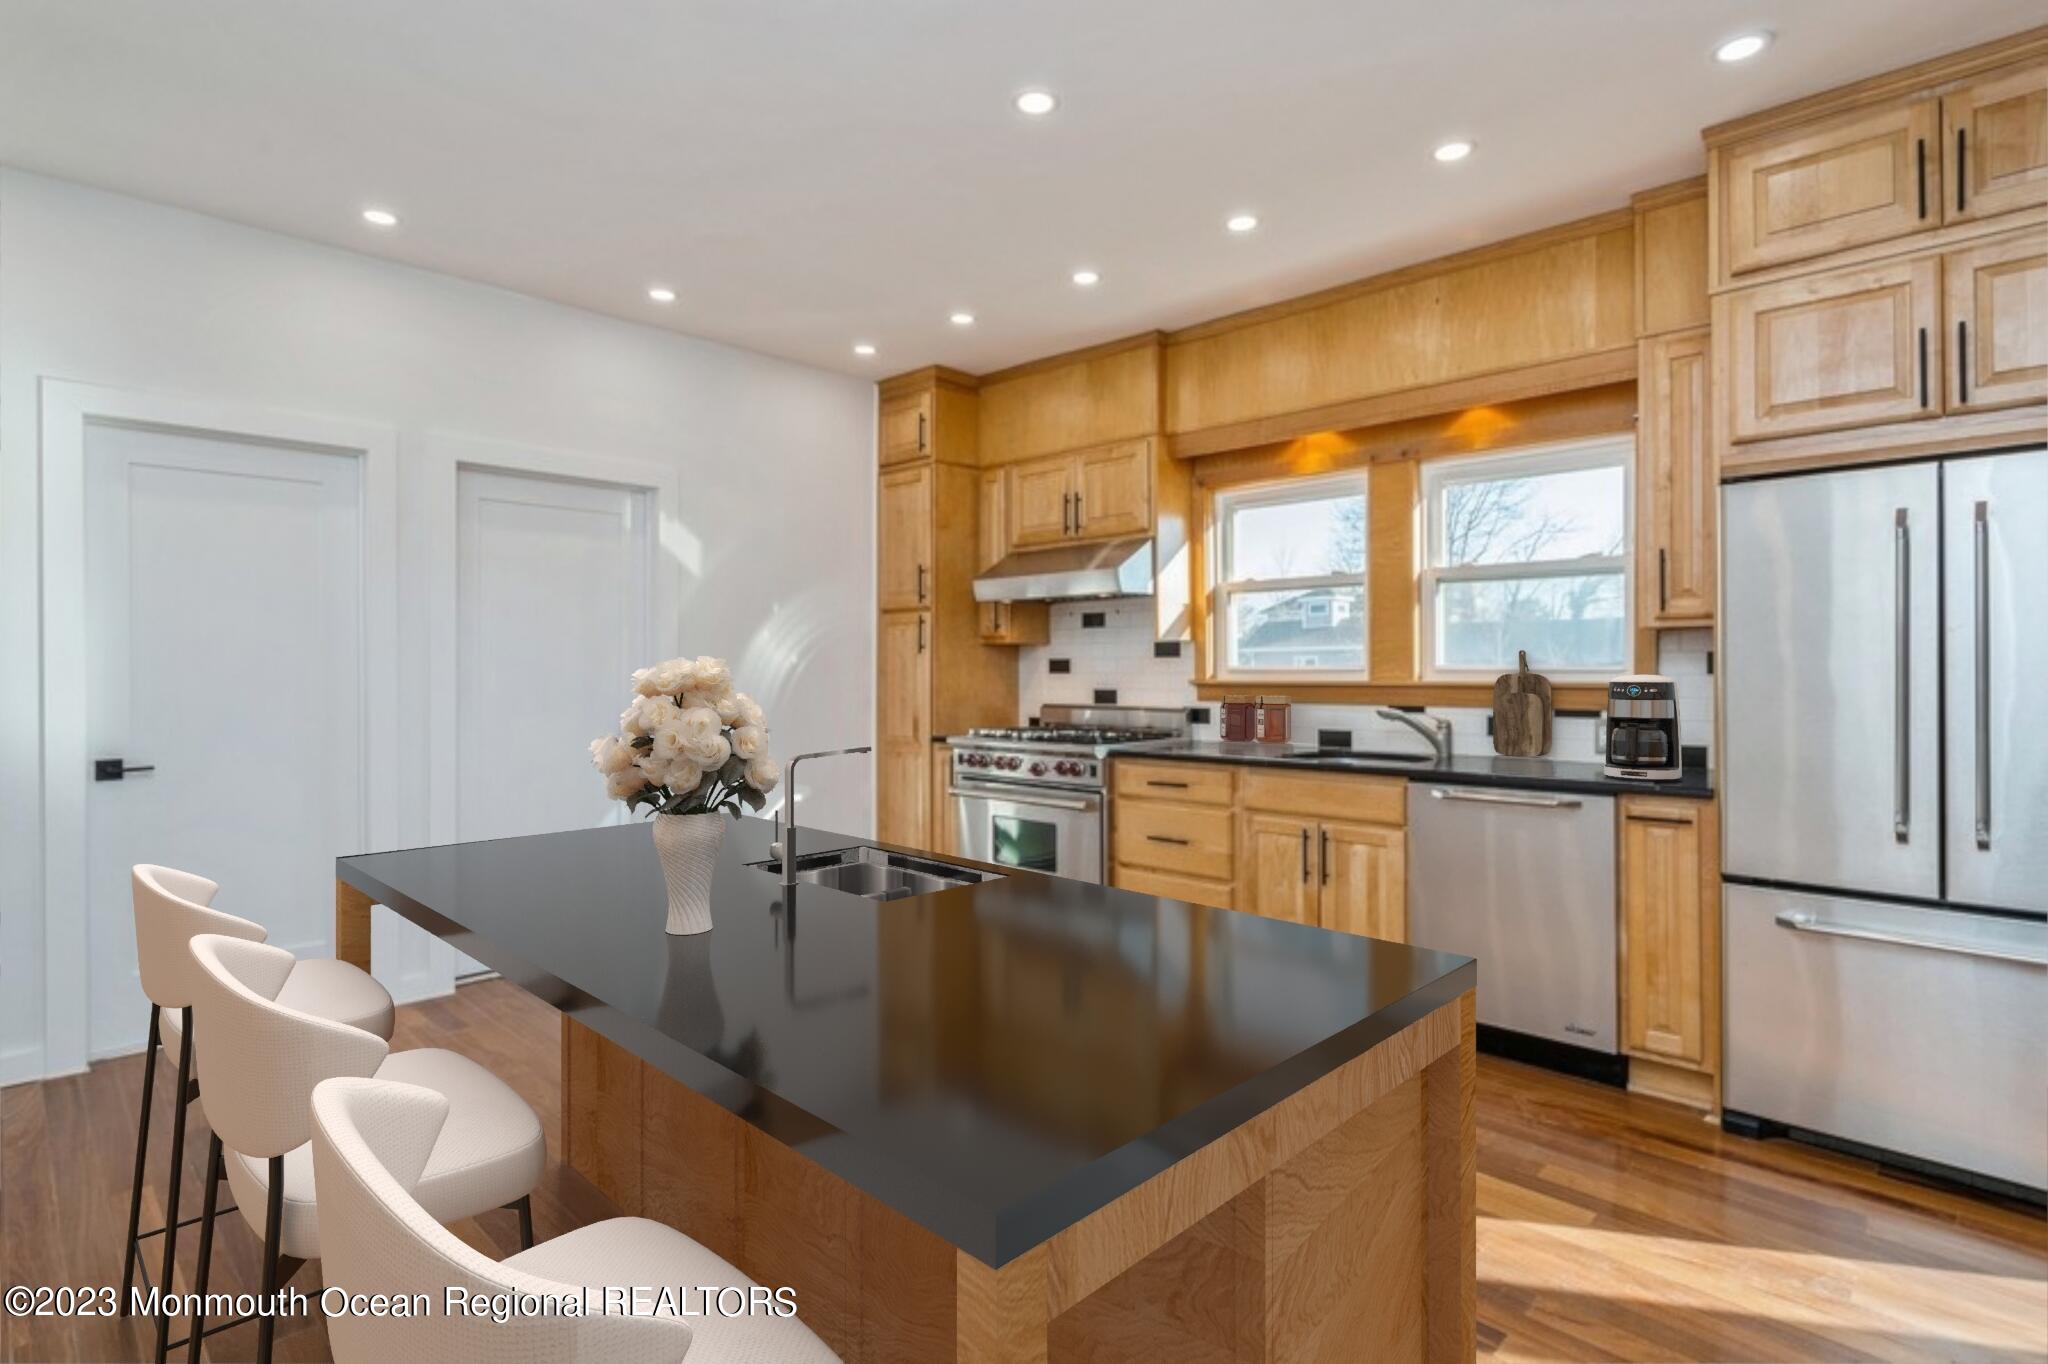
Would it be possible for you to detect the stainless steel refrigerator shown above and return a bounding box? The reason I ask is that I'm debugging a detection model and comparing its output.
[1721,449,2047,1195]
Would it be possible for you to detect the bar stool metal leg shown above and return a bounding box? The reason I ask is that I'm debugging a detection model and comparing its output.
[119,1005,161,1317]
[514,1194,534,1250]
[256,1152,284,1364]
[152,1006,193,1364]
[185,1136,224,1363]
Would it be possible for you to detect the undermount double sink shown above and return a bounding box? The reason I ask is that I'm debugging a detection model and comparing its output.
[749,845,1001,901]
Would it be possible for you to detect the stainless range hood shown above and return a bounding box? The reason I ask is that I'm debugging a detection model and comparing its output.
[973,537,1153,603]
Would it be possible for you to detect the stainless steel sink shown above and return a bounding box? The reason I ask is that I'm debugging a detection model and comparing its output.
[748,845,1001,901]
[1271,749,1436,766]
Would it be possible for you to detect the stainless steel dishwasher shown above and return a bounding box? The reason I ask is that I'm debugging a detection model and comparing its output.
[1406,783,1617,1053]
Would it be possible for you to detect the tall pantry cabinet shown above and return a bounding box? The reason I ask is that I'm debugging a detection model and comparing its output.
[874,368,1018,849]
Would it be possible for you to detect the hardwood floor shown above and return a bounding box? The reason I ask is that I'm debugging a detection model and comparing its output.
[4,980,2042,1362]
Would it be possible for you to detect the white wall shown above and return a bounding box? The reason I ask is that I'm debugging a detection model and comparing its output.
[0,168,876,1082]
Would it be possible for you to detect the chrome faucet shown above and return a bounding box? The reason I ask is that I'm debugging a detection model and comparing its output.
[775,747,872,885]
[1376,708,1452,763]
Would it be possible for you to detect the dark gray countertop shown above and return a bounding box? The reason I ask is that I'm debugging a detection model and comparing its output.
[1129,739,1714,799]
[337,817,1473,1267]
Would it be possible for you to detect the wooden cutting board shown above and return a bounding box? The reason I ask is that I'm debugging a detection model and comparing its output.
[1492,650,1553,757]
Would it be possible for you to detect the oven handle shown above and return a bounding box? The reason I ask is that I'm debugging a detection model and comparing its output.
[948,783,1100,813]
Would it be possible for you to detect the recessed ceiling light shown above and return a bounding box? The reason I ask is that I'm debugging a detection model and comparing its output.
[1226,214,1259,233]
[1014,89,1057,116]
[647,285,677,304]
[949,311,976,326]
[1433,140,1474,163]
[853,342,877,356]
[1715,32,1770,62]
[361,207,398,228]
[1071,269,1101,287]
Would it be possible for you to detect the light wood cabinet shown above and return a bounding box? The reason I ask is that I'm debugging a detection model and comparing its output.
[1075,440,1152,539]
[1638,329,1716,626]
[1005,439,1153,548]
[928,742,953,856]
[879,388,933,466]
[1241,812,1318,926]
[1619,797,1721,1089]
[877,465,932,611]
[1943,60,2048,223]
[1724,253,1943,443]
[1109,759,1237,911]
[1318,820,1407,942]
[1719,98,1940,278]
[974,467,1049,644]
[1945,230,2048,412]
[876,610,932,846]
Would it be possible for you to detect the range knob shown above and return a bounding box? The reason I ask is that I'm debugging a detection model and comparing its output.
[1029,761,1047,777]
[1002,755,1022,770]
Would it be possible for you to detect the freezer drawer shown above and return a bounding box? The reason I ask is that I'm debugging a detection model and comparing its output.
[1407,784,1616,1052]
[1724,884,2048,1190]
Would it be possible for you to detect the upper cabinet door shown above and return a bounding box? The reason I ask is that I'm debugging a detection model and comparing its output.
[1074,440,1152,541]
[877,466,933,610]
[1725,254,1943,443]
[977,468,1007,571]
[1721,99,1939,277]
[879,389,934,466]
[1944,60,2048,223]
[1639,330,1716,624]
[1008,454,1075,548]
[1946,232,2048,413]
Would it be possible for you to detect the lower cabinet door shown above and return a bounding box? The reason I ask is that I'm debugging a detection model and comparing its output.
[1318,821,1406,942]
[1240,813,1317,925]
[1620,803,1708,1066]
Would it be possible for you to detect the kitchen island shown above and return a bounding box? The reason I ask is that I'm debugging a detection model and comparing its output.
[336,817,1477,1362]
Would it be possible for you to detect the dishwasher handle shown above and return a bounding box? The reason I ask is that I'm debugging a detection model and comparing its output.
[1428,786,1582,810]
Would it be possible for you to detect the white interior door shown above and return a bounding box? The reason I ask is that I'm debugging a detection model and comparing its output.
[454,468,652,969]
[85,423,363,1057]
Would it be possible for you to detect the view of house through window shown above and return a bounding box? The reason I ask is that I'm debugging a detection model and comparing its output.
[1421,436,1630,677]
[1214,473,1367,675]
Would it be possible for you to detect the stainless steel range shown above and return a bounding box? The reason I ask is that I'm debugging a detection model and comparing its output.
[948,705,1189,882]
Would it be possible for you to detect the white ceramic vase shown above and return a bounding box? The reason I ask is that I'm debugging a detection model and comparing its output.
[651,812,724,935]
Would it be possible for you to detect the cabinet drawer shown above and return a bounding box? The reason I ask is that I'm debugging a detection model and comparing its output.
[1114,801,1234,880]
[1240,769,1407,824]
[1112,864,1235,912]
[1114,760,1235,806]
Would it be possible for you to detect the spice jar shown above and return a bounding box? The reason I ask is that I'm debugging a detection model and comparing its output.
[1220,695,1256,742]
[1254,695,1292,744]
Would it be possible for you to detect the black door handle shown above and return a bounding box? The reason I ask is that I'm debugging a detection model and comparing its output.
[95,759,155,782]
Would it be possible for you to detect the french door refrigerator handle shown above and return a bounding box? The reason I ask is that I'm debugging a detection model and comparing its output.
[1894,508,1910,843]
[1974,500,1991,850]
[1773,910,2046,969]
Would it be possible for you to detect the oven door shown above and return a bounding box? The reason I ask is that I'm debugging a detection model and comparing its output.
[949,779,1104,882]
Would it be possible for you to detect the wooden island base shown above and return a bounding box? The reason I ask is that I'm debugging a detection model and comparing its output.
[560,996,1474,1364]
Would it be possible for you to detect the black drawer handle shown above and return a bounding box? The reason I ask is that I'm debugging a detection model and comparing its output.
[1146,834,1190,846]
[1144,780,1190,789]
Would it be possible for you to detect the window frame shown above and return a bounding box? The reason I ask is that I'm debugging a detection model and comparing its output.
[1209,469,1371,682]
[1417,435,1633,683]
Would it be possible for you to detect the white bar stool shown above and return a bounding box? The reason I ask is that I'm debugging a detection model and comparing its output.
[185,933,545,1363]
[122,864,395,1364]
[310,1076,840,1364]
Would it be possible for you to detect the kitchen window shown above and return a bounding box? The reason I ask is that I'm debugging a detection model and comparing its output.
[1419,436,1631,679]
[1211,472,1367,677]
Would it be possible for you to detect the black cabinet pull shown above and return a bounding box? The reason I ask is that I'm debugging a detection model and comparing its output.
[1917,327,1929,408]
[1062,492,1073,535]
[1073,491,1084,531]
[1299,829,1310,882]
[1916,138,1927,219]
[1144,779,1190,789]
[1957,129,1967,214]
[1146,834,1190,846]
[916,411,928,453]
[1658,548,1668,613]
[916,563,927,604]
[916,615,926,653]
[94,759,155,782]
[1958,320,1970,405]
[1320,829,1330,885]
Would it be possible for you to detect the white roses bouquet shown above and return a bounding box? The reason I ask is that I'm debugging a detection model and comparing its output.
[590,656,779,817]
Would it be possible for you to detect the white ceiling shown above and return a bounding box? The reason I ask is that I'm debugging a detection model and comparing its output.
[2,1,2039,377]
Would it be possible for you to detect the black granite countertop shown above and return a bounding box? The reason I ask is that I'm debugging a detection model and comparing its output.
[337,818,1473,1267]
[1129,740,1714,799]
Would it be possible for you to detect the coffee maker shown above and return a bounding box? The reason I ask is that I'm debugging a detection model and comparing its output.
[1604,674,1682,781]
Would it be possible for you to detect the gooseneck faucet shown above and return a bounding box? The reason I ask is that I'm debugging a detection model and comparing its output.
[776,747,872,885]
[1376,708,1452,764]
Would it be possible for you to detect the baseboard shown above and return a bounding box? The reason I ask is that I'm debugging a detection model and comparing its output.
[1626,1054,1718,1113]
[0,1042,46,1089]
[383,968,456,1007]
